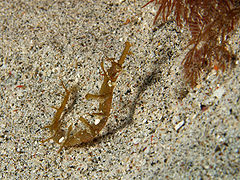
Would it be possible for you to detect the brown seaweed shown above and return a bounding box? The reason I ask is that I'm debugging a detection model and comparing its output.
[58,41,131,152]
[42,80,78,144]
[43,42,131,152]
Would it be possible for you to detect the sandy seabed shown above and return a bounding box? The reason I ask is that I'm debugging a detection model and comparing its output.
[0,0,239,179]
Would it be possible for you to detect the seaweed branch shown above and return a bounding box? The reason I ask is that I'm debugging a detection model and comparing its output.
[143,0,240,87]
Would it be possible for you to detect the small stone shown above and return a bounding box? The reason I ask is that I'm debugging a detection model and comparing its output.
[174,120,185,131]
[213,87,225,99]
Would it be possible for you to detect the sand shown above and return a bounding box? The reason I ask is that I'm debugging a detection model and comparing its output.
[0,0,239,179]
